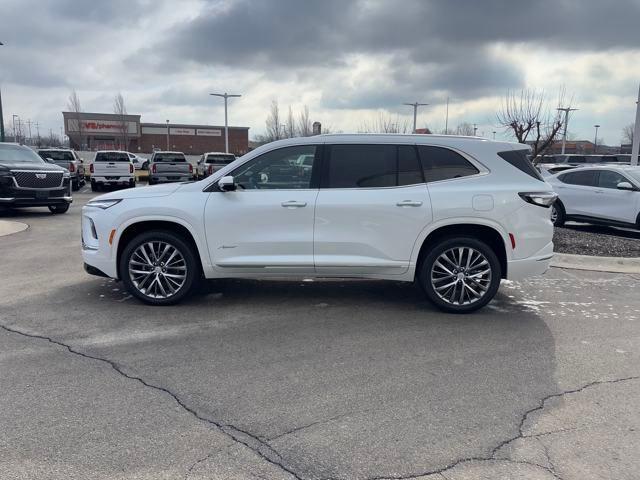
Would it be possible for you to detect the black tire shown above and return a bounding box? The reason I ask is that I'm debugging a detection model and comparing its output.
[418,236,502,314]
[148,178,155,185]
[129,179,135,188]
[91,181,99,192]
[48,204,70,214]
[142,161,149,170]
[551,200,565,227]
[72,180,80,191]
[119,230,200,305]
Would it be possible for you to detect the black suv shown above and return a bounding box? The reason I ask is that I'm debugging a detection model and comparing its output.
[0,143,72,214]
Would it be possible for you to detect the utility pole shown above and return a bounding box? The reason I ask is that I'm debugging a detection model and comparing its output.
[632,84,640,166]
[444,97,449,135]
[166,119,170,150]
[0,41,4,143]
[403,101,429,133]
[12,114,19,143]
[556,106,579,155]
[25,119,33,145]
[473,124,478,136]
[210,92,242,153]
[34,122,40,147]
[492,131,496,140]
[593,124,600,153]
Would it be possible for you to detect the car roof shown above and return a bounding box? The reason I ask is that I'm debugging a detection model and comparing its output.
[153,151,184,154]
[204,151,234,155]
[95,150,129,153]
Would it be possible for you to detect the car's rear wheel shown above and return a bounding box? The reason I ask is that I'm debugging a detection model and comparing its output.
[48,204,69,214]
[120,230,199,305]
[551,201,565,227]
[419,236,501,313]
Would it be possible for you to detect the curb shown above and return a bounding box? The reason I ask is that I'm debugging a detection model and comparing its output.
[0,220,29,238]
[551,252,640,274]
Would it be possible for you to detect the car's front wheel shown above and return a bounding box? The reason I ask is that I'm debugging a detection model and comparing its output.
[48,204,70,214]
[120,230,199,305]
[419,236,501,313]
[551,201,565,227]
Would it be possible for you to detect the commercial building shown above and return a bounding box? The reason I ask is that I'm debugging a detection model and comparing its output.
[63,111,249,155]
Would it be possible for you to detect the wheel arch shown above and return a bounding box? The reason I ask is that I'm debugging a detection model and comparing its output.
[115,218,206,280]
[414,222,508,279]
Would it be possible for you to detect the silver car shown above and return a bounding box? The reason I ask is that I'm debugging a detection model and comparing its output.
[148,151,193,184]
[196,152,236,179]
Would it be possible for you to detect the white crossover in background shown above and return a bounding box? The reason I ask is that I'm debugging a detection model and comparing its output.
[82,134,555,313]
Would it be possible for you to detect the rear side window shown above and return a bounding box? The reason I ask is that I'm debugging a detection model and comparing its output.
[94,152,130,162]
[418,145,479,182]
[325,144,423,188]
[497,149,543,181]
[206,154,235,165]
[558,170,598,186]
[39,150,74,161]
[154,153,186,162]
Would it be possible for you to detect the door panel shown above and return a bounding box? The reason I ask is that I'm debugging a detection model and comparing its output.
[589,170,639,223]
[555,170,598,216]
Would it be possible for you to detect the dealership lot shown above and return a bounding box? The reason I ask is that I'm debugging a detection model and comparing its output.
[1,193,639,479]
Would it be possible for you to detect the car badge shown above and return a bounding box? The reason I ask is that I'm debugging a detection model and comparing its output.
[36,173,47,179]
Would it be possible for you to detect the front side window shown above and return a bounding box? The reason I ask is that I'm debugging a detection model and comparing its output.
[231,145,317,190]
[559,170,597,186]
[418,145,479,182]
[598,170,628,189]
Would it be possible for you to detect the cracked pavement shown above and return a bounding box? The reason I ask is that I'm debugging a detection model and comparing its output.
[1,194,639,479]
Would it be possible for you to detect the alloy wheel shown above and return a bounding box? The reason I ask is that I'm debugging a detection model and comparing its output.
[128,241,187,299]
[550,205,558,224]
[430,247,492,306]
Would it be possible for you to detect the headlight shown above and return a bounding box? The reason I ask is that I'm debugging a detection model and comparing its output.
[518,192,557,208]
[63,171,71,178]
[86,199,122,209]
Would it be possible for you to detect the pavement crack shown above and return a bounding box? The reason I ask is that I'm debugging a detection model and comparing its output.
[267,412,360,442]
[0,323,303,480]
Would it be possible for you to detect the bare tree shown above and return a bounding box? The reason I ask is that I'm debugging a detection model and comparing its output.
[497,88,567,161]
[359,112,411,133]
[113,92,129,150]
[67,90,84,149]
[622,123,635,145]
[454,122,475,136]
[297,105,312,137]
[264,100,283,141]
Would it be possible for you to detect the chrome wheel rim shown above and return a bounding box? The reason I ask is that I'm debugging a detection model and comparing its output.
[128,241,187,299]
[550,205,558,224]
[431,247,492,306]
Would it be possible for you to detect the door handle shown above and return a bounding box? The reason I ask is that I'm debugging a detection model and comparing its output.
[281,200,307,208]
[396,200,423,207]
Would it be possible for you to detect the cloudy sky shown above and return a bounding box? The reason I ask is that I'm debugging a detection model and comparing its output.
[1,0,639,145]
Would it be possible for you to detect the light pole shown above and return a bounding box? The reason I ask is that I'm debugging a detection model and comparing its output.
[492,131,496,140]
[593,124,600,153]
[0,41,4,142]
[444,97,449,134]
[12,114,19,143]
[166,119,170,150]
[210,92,241,153]
[556,107,579,154]
[631,84,640,166]
[403,101,428,133]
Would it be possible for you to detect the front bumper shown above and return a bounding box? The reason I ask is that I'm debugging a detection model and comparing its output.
[0,178,72,207]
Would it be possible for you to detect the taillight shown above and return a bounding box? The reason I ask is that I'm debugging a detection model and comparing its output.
[90,163,94,174]
[189,163,193,173]
[130,163,134,174]
[68,163,75,173]
[208,165,213,175]
[152,163,157,173]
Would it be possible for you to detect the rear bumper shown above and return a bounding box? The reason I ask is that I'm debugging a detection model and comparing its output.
[92,176,135,185]
[507,241,554,281]
[149,174,192,183]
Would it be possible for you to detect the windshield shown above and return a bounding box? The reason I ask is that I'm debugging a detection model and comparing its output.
[154,153,186,162]
[39,150,74,161]
[0,144,45,163]
[205,154,235,165]
[94,152,130,162]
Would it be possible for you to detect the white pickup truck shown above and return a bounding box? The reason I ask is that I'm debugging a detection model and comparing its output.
[90,151,136,191]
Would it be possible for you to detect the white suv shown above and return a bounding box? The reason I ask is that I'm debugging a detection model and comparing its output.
[81,135,555,313]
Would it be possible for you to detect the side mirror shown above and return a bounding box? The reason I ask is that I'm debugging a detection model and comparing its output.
[218,175,236,192]
[46,157,55,164]
[617,181,635,191]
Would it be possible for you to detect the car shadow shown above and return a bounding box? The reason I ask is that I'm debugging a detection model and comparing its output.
[562,221,640,240]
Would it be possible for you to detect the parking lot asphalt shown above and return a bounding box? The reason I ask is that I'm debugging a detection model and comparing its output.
[1,192,639,480]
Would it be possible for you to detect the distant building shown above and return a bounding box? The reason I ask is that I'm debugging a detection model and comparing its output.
[414,128,432,134]
[546,140,595,154]
[63,111,249,155]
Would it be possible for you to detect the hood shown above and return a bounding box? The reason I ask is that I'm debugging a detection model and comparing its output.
[1,161,68,172]
[94,182,183,201]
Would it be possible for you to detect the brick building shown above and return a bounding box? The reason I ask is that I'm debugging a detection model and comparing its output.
[63,112,249,155]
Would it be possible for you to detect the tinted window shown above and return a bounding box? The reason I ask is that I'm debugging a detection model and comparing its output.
[232,145,316,190]
[94,152,130,162]
[327,144,396,188]
[397,145,424,185]
[206,154,235,165]
[153,153,186,162]
[559,170,597,186]
[598,170,628,189]
[39,150,74,161]
[498,149,543,180]
[418,145,479,182]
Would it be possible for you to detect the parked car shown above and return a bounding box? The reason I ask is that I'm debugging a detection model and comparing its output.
[547,165,640,228]
[82,135,555,313]
[38,148,86,191]
[127,152,149,170]
[537,163,578,177]
[0,142,72,214]
[148,151,193,184]
[196,152,236,179]
[90,151,136,191]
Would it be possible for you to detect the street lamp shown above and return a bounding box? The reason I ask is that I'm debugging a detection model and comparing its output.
[0,41,4,142]
[593,124,600,153]
[166,119,170,150]
[210,92,241,153]
[402,101,429,133]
